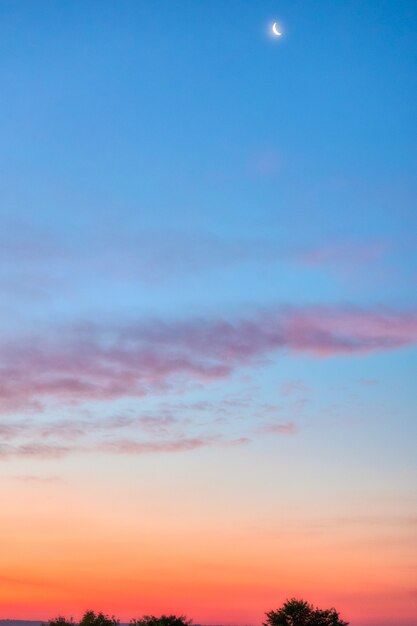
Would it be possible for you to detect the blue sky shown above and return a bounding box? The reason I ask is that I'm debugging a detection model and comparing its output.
[0,2,416,625]
[1,1,416,322]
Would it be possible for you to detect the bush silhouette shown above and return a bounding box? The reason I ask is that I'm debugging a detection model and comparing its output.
[80,612,119,626]
[45,611,119,626]
[45,602,347,626]
[45,613,190,626]
[44,618,75,626]
[130,615,191,626]
[264,598,348,626]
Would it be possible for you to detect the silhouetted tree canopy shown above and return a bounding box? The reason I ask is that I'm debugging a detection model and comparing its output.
[45,603,347,626]
[44,618,75,626]
[130,616,191,626]
[264,599,348,626]
[79,612,119,626]
[44,611,119,626]
[45,612,190,626]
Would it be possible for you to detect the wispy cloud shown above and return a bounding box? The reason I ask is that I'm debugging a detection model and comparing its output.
[0,431,249,460]
[258,421,297,435]
[280,379,311,396]
[1,305,416,415]
[297,239,388,269]
[0,304,414,459]
[0,402,254,459]
[0,442,74,460]
[99,435,248,456]
[7,474,62,483]
[0,219,396,293]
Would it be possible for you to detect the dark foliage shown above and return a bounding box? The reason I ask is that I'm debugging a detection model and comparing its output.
[44,612,119,626]
[79,612,119,626]
[43,618,75,626]
[264,598,349,626]
[45,601,347,626]
[130,616,191,626]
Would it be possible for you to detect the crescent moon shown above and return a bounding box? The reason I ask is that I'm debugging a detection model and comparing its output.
[272,22,282,37]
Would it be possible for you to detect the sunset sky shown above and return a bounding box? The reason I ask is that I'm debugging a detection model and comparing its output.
[0,1,416,625]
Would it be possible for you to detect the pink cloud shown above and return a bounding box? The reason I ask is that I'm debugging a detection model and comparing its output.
[249,149,282,177]
[280,379,311,396]
[0,305,416,414]
[1,218,396,293]
[259,421,297,435]
[104,435,250,455]
[100,436,218,455]
[0,421,27,439]
[2,414,187,443]
[0,443,73,460]
[0,435,249,460]
[0,409,251,459]
[297,240,388,268]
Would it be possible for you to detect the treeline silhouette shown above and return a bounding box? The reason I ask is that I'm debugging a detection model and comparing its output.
[44,599,348,626]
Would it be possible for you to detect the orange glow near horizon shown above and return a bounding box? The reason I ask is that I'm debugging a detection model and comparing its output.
[1,452,416,625]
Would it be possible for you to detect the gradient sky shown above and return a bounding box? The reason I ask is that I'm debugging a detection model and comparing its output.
[1,1,416,625]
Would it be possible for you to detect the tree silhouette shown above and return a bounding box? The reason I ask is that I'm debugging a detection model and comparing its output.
[130,615,192,626]
[44,611,119,626]
[79,612,119,626]
[44,618,75,626]
[264,598,348,626]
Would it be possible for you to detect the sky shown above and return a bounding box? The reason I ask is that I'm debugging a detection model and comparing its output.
[0,1,416,624]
